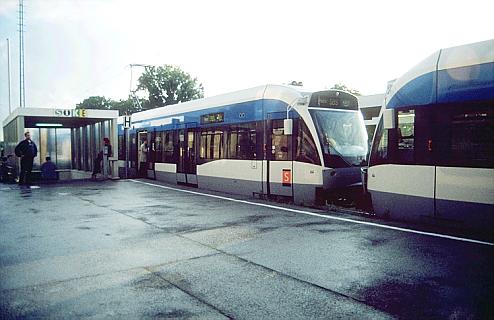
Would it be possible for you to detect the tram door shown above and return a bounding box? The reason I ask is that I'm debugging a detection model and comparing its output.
[176,129,197,185]
[267,117,293,198]
[137,131,149,178]
[147,130,157,179]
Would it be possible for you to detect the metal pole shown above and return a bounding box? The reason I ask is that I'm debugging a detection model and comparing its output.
[125,127,129,179]
[18,0,25,108]
[126,64,133,179]
[129,64,133,95]
[6,38,12,113]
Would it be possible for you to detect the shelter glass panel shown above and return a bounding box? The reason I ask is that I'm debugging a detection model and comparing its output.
[28,128,41,169]
[56,128,72,169]
[104,120,111,140]
[94,123,101,155]
[3,120,18,157]
[39,128,57,167]
[72,128,77,169]
[84,127,90,171]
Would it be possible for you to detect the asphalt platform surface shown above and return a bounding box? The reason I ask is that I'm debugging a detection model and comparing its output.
[0,179,493,319]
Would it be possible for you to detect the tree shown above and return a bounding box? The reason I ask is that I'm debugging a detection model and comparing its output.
[75,65,204,115]
[76,96,143,116]
[110,98,139,116]
[137,65,204,108]
[331,83,361,96]
[76,96,113,110]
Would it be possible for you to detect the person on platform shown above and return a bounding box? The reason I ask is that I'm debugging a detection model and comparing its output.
[41,156,58,181]
[15,131,38,185]
[92,138,113,180]
[139,139,148,177]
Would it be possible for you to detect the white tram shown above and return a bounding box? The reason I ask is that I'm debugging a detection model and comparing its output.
[118,85,368,205]
[367,39,494,229]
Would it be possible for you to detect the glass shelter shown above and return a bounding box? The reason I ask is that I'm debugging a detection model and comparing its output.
[2,108,119,179]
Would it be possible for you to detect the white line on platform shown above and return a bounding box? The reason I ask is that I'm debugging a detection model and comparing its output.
[129,179,494,247]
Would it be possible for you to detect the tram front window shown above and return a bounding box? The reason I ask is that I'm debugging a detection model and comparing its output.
[310,109,368,167]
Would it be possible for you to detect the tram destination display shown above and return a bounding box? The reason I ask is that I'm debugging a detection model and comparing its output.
[309,91,358,110]
[200,112,224,124]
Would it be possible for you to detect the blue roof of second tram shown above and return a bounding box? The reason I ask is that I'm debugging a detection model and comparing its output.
[386,39,494,110]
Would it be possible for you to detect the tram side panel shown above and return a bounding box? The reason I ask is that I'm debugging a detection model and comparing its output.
[196,159,263,196]
[155,163,177,184]
[292,161,324,206]
[435,167,494,229]
[367,164,435,221]
[121,119,327,206]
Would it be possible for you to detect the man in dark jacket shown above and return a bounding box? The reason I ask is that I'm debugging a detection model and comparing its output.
[15,131,38,185]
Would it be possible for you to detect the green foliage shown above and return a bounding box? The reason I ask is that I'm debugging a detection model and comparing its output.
[109,98,138,116]
[76,96,113,110]
[330,83,361,96]
[76,96,144,116]
[137,65,204,108]
[75,65,204,115]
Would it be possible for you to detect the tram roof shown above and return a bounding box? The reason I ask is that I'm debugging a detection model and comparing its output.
[127,84,309,123]
[385,39,494,109]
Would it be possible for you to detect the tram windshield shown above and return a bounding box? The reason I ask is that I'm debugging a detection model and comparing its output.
[310,109,368,167]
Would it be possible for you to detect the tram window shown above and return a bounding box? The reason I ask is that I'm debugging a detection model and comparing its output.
[129,133,137,168]
[208,131,214,159]
[199,129,224,161]
[272,120,291,161]
[295,120,320,165]
[199,132,208,159]
[163,131,175,163]
[226,123,257,160]
[203,131,212,160]
[238,129,256,159]
[228,132,238,158]
[369,118,388,166]
[445,106,493,168]
[206,131,214,160]
[155,132,163,162]
[397,109,415,163]
[147,132,154,165]
[397,110,414,149]
[413,108,434,165]
[213,132,223,159]
[118,135,125,160]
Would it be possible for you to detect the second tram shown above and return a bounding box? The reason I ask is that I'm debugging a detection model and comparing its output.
[367,39,494,229]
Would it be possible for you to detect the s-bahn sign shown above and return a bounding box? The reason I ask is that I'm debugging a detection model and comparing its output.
[55,109,88,117]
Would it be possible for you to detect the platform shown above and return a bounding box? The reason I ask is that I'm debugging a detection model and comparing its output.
[1,179,493,319]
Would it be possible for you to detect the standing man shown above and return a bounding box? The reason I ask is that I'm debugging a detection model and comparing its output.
[15,131,38,185]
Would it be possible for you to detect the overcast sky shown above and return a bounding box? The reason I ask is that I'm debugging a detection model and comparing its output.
[0,0,493,132]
